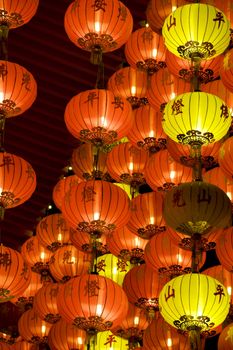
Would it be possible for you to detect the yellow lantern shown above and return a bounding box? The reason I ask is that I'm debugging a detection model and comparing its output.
[96,330,128,350]
[163,181,232,236]
[162,4,230,60]
[159,274,230,345]
[162,91,231,146]
[96,254,132,286]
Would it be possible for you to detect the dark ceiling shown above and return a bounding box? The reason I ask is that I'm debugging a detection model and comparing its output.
[1,0,148,250]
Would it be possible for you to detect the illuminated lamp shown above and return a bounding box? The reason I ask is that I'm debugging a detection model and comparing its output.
[220,48,233,92]
[202,78,233,112]
[52,174,81,211]
[11,341,38,350]
[218,322,233,349]
[70,229,108,255]
[96,330,128,350]
[0,1,39,28]
[216,227,233,273]
[219,137,233,181]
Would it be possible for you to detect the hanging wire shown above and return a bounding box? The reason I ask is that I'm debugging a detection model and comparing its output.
[0,24,9,61]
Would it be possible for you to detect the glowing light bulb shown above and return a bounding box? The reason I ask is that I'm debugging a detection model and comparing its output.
[71,256,76,264]
[48,204,52,209]
[172,6,177,11]
[145,23,149,28]
[129,162,134,174]
[77,337,83,345]
[96,304,102,316]
[100,115,107,128]
[170,170,176,180]
[134,316,139,325]
[68,166,72,171]
[227,191,232,200]
[152,48,157,58]
[57,233,62,241]
[134,237,139,246]
[40,251,45,261]
[149,130,154,138]
[0,92,4,103]
[170,92,176,99]
[167,338,172,347]
[131,86,136,96]
[113,267,117,275]
[94,212,100,221]
[227,286,232,296]
[95,21,101,32]
[177,253,182,263]
[41,325,46,335]
[150,216,155,225]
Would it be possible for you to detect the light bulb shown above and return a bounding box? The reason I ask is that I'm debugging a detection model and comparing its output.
[57,233,62,241]
[150,216,155,225]
[77,337,83,345]
[167,338,172,347]
[95,21,101,32]
[170,92,176,99]
[134,237,139,246]
[100,115,107,128]
[152,48,157,58]
[149,130,154,138]
[41,324,46,335]
[134,316,139,325]
[96,304,102,316]
[94,212,100,221]
[40,251,45,260]
[131,86,136,96]
[177,253,182,263]
[170,170,176,180]
[227,286,232,296]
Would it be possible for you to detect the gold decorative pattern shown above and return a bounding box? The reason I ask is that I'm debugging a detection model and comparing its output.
[174,315,214,331]
[73,316,112,333]
[137,137,167,153]
[178,41,216,60]
[78,220,116,237]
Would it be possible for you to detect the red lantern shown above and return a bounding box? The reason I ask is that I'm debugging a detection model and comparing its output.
[0,1,39,28]
[218,322,233,349]
[0,245,31,302]
[71,143,109,180]
[122,264,168,314]
[11,341,38,350]
[107,66,148,109]
[127,104,167,153]
[62,180,130,235]
[0,61,37,117]
[64,0,133,63]
[145,149,192,192]
[106,226,148,264]
[219,137,233,181]
[106,142,149,186]
[57,274,129,333]
[49,245,90,283]
[220,48,233,92]
[34,283,61,324]
[202,78,233,111]
[125,26,166,75]
[70,229,109,255]
[18,308,52,344]
[203,167,233,204]
[0,344,11,350]
[166,137,221,169]
[52,174,81,210]
[64,89,133,146]
[0,151,36,214]
[36,213,72,252]
[147,67,190,111]
[165,49,221,83]
[145,231,206,277]
[48,318,86,350]
[127,191,166,239]
[216,228,233,272]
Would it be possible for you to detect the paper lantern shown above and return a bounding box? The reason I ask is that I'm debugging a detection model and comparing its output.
[48,318,86,350]
[0,245,31,302]
[18,308,52,344]
[52,174,81,210]
[62,180,130,235]
[125,26,166,74]
[220,48,233,92]
[96,330,128,350]
[0,1,39,28]
[106,142,149,186]
[70,229,108,255]
[57,274,128,333]
[64,0,133,63]
[127,191,166,239]
[96,254,132,286]
[106,226,148,264]
[0,61,37,117]
[162,92,231,145]
[145,149,192,192]
[122,264,168,314]
[147,67,190,111]
[218,322,233,349]
[165,49,222,83]
[64,89,133,146]
[162,4,230,60]
[0,344,12,350]
[11,341,38,350]
[107,66,148,109]
[71,143,109,180]
[0,151,36,215]
[203,167,233,203]
[219,137,233,181]
[216,228,233,272]
[159,274,230,334]
[36,213,72,252]
[145,231,206,276]
[49,245,90,282]
[163,181,232,236]
[127,104,167,153]
[202,78,233,112]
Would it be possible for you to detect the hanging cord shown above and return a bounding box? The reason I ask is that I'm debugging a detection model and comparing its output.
[0,24,8,61]
[89,235,99,275]
[191,143,203,182]
[93,145,100,179]
[0,113,5,152]
[95,60,105,89]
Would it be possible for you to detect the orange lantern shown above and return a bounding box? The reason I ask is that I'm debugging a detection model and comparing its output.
[0,344,11,350]
[36,213,72,252]
[125,26,166,75]
[34,283,61,324]
[106,142,149,186]
[11,270,43,310]
[216,227,233,272]
[163,181,232,236]
[11,341,38,350]
[21,236,53,276]
[122,264,168,314]
[70,229,109,255]
[0,1,39,28]
[64,0,133,64]
[107,66,148,109]
[202,78,233,112]
[49,245,90,283]
[0,61,37,117]
[71,143,109,181]
[220,48,233,92]
[106,226,148,264]
[145,149,192,192]
[147,67,190,111]
[0,151,36,217]
[64,89,133,146]
[203,166,233,203]
[166,137,221,169]
[0,245,31,302]
[18,308,52,344]
[48,318,86,350]
[165,49,222,83]
[219,137,233,181]
[145,230,206,276]
[112,303,149,343]
[62,180,130,235]
[52,174,81,210]
[127,104,167,153]
[127,191,166,239]
[218,322,233,349]
[57,274,129,333]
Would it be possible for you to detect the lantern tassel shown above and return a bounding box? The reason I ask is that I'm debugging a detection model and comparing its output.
[189,329,202,350]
